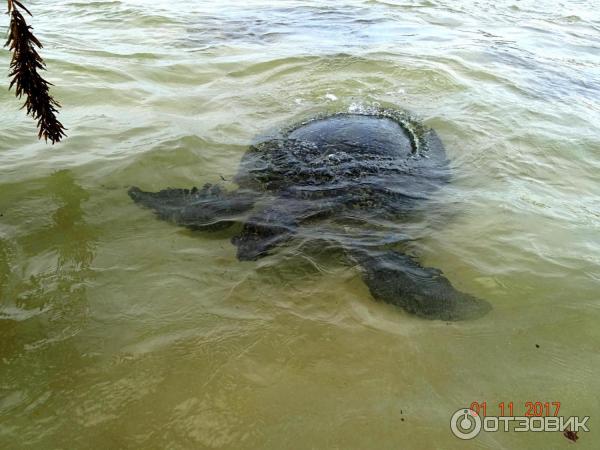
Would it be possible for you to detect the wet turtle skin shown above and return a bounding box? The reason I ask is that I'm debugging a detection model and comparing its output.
[129,110,491,321]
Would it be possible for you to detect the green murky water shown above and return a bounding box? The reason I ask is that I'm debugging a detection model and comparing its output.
[1,1,599,448]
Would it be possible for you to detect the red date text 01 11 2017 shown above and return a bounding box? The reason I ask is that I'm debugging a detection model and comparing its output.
[470,401,561,417]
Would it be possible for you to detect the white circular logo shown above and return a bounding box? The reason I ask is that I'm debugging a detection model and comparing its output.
[450,408,482,440]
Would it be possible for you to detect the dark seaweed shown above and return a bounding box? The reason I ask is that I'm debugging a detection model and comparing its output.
[6,0,66,144]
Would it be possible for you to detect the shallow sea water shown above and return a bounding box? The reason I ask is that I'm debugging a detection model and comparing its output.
[1,0,599,448]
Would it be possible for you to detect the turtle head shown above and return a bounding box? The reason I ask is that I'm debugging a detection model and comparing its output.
[232,223,294,261]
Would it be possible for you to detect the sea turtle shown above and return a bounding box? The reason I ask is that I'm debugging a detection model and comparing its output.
[128,109,491,320]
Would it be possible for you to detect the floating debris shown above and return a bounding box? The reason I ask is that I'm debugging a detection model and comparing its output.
[564,428,579,443]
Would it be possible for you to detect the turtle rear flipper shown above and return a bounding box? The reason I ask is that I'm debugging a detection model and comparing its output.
[351,249,491,321]
[128,184,256,231]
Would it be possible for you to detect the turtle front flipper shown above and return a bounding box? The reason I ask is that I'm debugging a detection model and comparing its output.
[128,184,256,231]
[350,249,491,321]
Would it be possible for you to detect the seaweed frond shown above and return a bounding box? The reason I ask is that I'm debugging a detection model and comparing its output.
[6,0,66,144]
